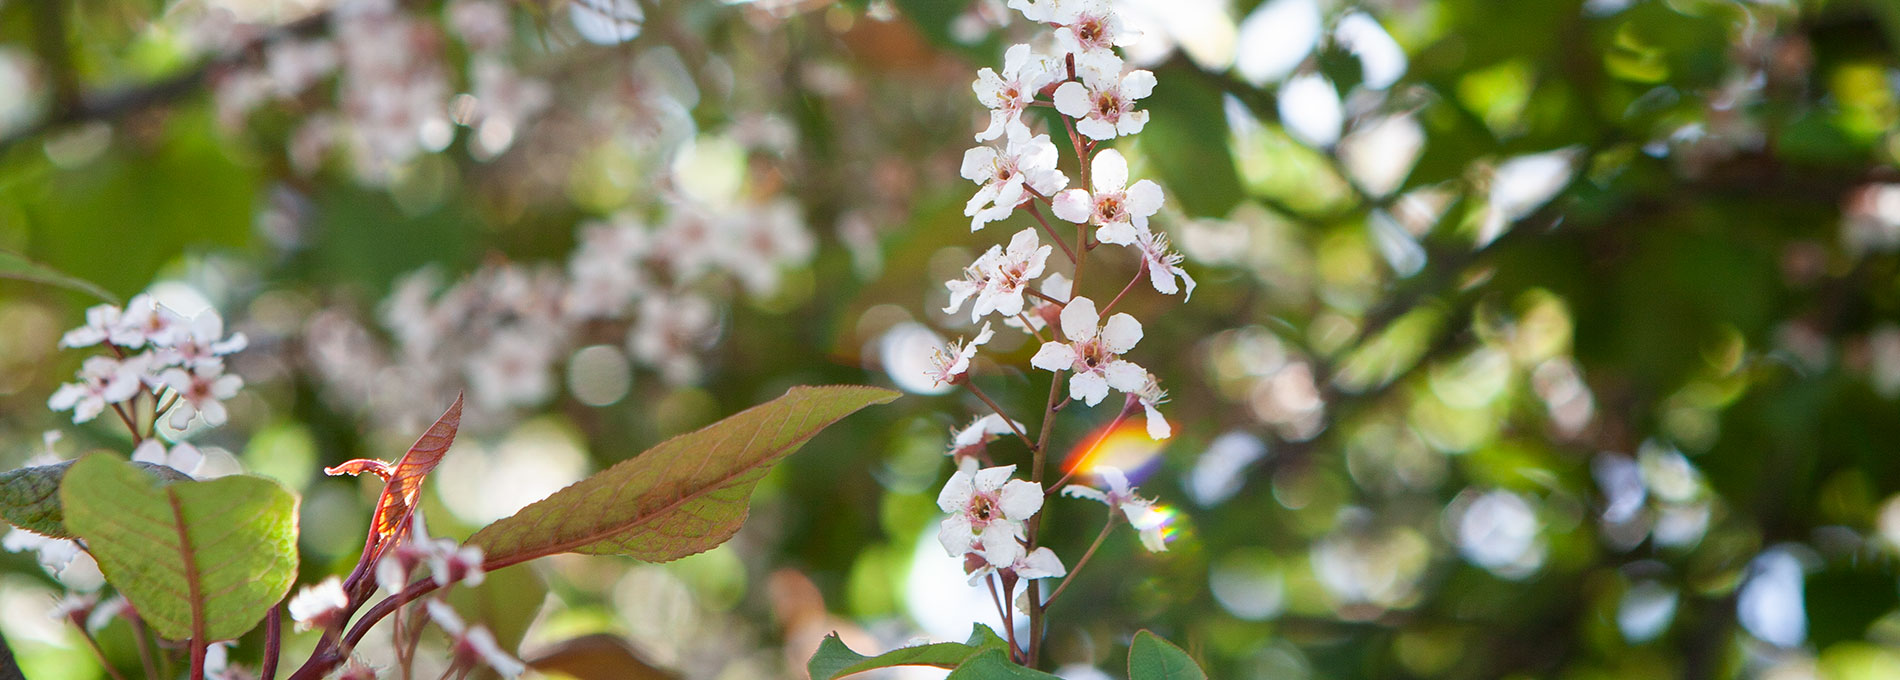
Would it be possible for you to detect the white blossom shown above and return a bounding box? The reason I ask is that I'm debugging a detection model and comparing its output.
[112,294,184,348]
[1029,296,1147,406]
[1132,230,1195,299]
[973,44,1058,141]
[58,303,123,349]
[288,576,349,631]
[937,464,1044,567]
[1053,66,1154,141]
[465,328,557,411]
[426,600,526,677]
[628,294,720,385]
[927,322,995,387]
[132,440,206,477]
[1064,467,1168,551]
[966,545,1067,585]
[951,413,1022,453]
[161,363,244,429]
[1003,272,1070,334]
[1131,372,1171,440]
[48,355,150,424]
[1048,0,1139,77]
[1051,149,1163,244]
[430,543,487,588]
[944,228,1054,322]
[158,308,249,370]
[962,125,1068,231]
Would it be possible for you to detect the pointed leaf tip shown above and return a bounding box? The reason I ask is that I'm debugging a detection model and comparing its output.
[1128,630,1206,680]
[470,385,896,569]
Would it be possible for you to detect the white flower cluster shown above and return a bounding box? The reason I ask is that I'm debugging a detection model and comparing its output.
[306,195,814,426]
[208,0,553,183]
[49,294,249,429]
[930,0,1185,595]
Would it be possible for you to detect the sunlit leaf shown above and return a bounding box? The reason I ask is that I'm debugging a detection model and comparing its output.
[60,455,299,642]
[942,649,1062,679]
[469,386,899,568]
[0,460,190,539]
[1127,631,1206,680]
[327,395,462,567]
[808,624,1008,679]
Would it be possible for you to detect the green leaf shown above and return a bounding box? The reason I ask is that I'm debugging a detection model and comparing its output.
[1140,64,1245,219]
[1128,631,1206,680]
[943,650,1063,679]
[469,385,898,568]
[0,249,119,304]
[964,623,1008,652]
[808,623,1008,680]
[60,455,299,642]
[0,460,192,539]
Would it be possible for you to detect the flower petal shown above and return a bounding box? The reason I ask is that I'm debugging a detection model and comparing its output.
[973,464,1018,492]
[1120,69,1157,100]
[1060,296,1100,342]
[938,470,976,512]
[1100,312,1143,353]
[1143,402,1172,439]
[1070,371,1110,406]
[1125,179,1164,217]
[1053,81,1091,118]
[1017,547,1068,579]
[1051,189,1093,223]
[998,479,1045,520]
[1030,342,1076,372]
[1091,149,1130,192]
[960,146,997,182]
[1105,360,1149,393]
[938,515,976,556]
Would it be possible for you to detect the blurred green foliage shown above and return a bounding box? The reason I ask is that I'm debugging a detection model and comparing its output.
[0,0,1899,678]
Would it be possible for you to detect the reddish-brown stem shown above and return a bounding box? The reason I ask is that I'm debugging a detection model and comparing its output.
[189,640,206,680]
[286,578,443,680]
[1026,288,1066,306]
[1016,313,1049,345]
[1098,263,1148,319]
[110,402,142,445]
[1044,513,1120,608]
[128,614,163,680]
[987,575,1020,662]
[1025,203,1076,263]
[262,605,283,680]
[963,382,1037,452]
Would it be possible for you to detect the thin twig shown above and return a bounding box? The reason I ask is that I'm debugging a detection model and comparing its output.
[1097,264,1147,318]
[1015,313,1048,345]
[963,383,1037,452]
[1044,514,1119,608]
[262,605,283,680]
[1024,204,1077,263]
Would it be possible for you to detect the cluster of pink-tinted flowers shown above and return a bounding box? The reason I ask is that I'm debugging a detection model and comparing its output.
[924,0,1193,643]
[49,294,249,430]
[206,0,556,183]
[305,193,814,429]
